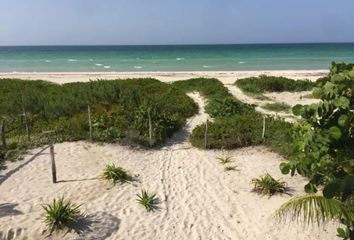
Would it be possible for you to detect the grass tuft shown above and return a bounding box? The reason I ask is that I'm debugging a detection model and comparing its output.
[42,197,81,234]
[216,155,233,164]
[224,165,239,172]
[136,190,159,212]
[101,164,133,185]
[251,173,287,196]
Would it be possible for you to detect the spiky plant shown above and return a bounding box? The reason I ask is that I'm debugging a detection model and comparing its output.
[276,194,354,226]
[136,190,158,212]
[42,197,81,234]
[251,173,287,196]
[101,164,133,185]
[224,165,239,172]
[216,155,232,165]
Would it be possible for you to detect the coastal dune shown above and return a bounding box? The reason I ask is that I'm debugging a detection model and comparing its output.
[0,91,336,239]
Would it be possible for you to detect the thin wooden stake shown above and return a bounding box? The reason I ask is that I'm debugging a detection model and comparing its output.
[204,119,209,149]
[148,110,153,147]
[88,105,93,141]
[23,110,30,141]
[1,120,6,147]
[262,116,266,141]
[50,144,57,183]
[20,95,30,141]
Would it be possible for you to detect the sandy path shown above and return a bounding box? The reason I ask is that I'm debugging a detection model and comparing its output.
[0,93,336,240]
[225,84,296,121]
[265,91,319,107]
[225,83,320,122]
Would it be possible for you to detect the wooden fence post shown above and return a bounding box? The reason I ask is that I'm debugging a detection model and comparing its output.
[148,110,153,147]
[262,116,266,141]
[20,94,30,141]
[204,119,208,149]
[1,120,6,147]
[23,110,30,141]
[50,144,57,183]
[88,105,93,141]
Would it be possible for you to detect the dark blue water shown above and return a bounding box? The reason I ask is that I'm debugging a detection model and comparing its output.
[0,43,353,72]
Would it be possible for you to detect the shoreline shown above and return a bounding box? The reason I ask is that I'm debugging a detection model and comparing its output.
[0,69,328,84]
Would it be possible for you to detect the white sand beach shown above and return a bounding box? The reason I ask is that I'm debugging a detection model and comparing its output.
[0,71,337,240]
[0,70,327,84]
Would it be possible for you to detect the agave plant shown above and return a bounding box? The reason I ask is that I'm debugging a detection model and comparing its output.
[136,190,159,212]
[42,197,81,234]
[216,155,233,165]
[101,164,133,185]
[251,173,287,196]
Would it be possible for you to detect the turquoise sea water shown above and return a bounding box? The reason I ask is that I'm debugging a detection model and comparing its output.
[0,43,354,72]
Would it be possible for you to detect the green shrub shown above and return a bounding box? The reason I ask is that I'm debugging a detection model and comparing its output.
[262,102,291,112]
[42,197,81,234]
[190,113,264,149]
[189,111,295,153]
[251,173,287,196]
[136,190,159,212]
[0,78,198,153]
[235,75,315,98]
[174,78,295,156]
[263,118,295,158]
[315,76,331,87]
[207,97,253,118]
[0,147,6,170]
[101,164,133,185]
[300,93,316,99]
[330,61,354,75]
[278,62,354,239]
[173,78,254,118]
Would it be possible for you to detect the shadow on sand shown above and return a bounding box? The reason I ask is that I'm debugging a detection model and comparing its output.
[0,146,50,186]
[51,212,120,240]
[0,203,23,218]
[56,177,98,183]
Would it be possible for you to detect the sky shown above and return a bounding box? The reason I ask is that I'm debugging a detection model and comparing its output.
[1,0,354,46]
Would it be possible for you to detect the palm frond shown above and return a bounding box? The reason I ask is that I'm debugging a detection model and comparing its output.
[276,194,354,226]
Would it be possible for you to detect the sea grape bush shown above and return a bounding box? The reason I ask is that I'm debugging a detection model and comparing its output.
[280,62,354,239]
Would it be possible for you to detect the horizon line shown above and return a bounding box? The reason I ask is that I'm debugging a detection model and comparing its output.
[1,41,354,47]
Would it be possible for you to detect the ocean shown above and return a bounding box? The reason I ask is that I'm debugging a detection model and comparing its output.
[0,43,354,72]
